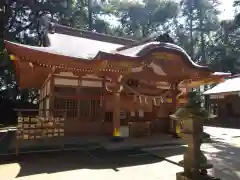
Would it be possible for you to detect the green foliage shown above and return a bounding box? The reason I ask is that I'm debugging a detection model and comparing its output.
[1,0,71,103]
[176,0,221,63]
[107,0,180,38]
[210,0,240,74]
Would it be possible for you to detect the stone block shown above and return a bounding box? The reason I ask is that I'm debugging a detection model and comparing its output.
[176,172,192,180]
[183,118,203,133]
[176,172,215,180]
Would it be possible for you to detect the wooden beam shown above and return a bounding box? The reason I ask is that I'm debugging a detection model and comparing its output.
[49,72,54,118]
[110,75,123,137]
[171,82,179,112]
[113,91,121,137]
[77,79,82,120]
[101,77,106,122]
[170,82,179,134]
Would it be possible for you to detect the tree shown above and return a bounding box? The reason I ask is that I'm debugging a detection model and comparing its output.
[179,0,221,63]
[202,0,240,74]
[1,0,239,105]
[106,0,179,38]
[207,19,240,74]
[1,0,72,102]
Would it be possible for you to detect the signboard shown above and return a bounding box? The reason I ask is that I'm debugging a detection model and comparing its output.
[210,94,225,99]
[16,117,64,140]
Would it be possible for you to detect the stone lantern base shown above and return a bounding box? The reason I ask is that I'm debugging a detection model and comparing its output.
[176,172,220,180]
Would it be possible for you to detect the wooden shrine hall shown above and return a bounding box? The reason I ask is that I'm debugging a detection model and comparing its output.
[4,23,230,137]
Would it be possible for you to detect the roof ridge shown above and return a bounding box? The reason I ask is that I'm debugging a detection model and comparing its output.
[49,23,137,45]
[115,33,175,52]
[230,73,240,78]
[116,36,156,51]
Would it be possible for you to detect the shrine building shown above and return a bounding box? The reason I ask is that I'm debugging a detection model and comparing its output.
[4,23,230,137]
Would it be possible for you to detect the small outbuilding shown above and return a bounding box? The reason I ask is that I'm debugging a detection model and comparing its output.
[204,75,240,127]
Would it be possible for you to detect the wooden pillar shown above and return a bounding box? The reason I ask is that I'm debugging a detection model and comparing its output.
[170,82,179,134]
[77,79,82,120]
[101,77,106,122]
[113,91,121,136]
[49,67,56,118]
[49,75,54,118]
[171,83,178,112]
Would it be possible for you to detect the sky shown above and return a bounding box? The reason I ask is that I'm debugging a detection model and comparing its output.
[218,0,235,20]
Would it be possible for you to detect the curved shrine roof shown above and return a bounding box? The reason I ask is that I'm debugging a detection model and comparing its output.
[4,23,231,89]
[4,36,211,72]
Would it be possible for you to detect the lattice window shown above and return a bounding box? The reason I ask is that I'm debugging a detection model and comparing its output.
[54,98,66,118]
[66,99,78,118]
[54,98,78,119]
[79,100,100,121]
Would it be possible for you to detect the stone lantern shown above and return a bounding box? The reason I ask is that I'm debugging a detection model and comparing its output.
[170,92,217,180]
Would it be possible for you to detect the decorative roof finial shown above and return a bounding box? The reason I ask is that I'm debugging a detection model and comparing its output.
[155,33,175,44]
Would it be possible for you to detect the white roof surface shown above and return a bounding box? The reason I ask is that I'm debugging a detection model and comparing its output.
[48,33,123,59]
[6,33,124,60]
[203,77,240,95]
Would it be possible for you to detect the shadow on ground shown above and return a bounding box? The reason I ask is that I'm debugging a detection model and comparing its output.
[0,130,186,179]
[203,139,240,180]
[143,146,186,166]
[0,145,185,178]
[0,131,15,154]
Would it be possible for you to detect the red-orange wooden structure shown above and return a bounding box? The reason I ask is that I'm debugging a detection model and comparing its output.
[5,23,230,137]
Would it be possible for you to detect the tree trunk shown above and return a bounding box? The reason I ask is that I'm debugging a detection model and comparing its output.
[88,0,93,31]
[199,6,206,65]
[189,0,194,58]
